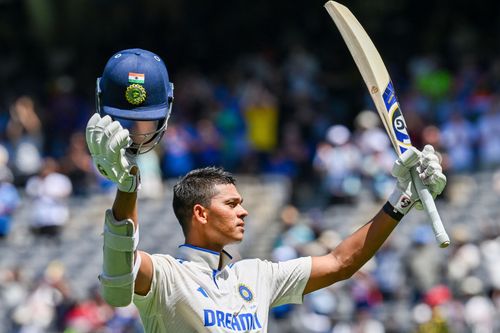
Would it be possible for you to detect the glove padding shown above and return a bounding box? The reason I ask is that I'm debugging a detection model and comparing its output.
[388,145,446,215]
[86,114,140,193]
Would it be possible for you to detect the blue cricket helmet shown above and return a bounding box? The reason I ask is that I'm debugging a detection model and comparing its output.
[96,48,174,153]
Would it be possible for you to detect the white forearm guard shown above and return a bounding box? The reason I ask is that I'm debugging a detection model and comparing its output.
[99,209,141,307]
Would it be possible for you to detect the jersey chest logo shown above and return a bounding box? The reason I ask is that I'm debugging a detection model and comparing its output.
[238,284,254,302]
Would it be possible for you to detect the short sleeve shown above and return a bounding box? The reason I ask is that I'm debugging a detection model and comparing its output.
[261,256,312,308]
[133,254,175,317]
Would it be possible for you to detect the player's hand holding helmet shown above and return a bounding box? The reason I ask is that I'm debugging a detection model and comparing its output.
[388,145,447,216]
[86,48,174,192]
[86,113,140,192]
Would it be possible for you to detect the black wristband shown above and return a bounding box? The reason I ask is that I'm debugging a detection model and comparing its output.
[382,201,405,222]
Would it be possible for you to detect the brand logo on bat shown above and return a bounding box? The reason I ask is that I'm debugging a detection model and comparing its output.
[383,81,411,153]
[392,107,410,144]
[383,81,397,112]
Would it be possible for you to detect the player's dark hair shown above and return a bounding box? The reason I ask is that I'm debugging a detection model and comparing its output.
[173,166,236,236]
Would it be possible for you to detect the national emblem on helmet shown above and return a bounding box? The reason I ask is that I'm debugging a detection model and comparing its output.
[96,48,174,154]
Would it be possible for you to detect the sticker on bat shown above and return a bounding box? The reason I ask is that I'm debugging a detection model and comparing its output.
[383,81,411,154]
[392,106,412,154]
[383,81,397,113]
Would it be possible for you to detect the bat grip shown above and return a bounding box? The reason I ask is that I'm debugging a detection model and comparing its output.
[410,168,450,248]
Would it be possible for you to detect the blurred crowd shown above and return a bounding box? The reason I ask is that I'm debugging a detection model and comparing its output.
[0,262,143,333]
[1,10,500,329]
[1,45,500,228]
[0,45,499,331]
[269,200,500,333]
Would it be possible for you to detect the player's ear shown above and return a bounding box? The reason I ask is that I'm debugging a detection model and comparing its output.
[193,204,208,225]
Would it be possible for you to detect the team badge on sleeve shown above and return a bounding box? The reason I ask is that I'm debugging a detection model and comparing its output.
[238,284,254,302]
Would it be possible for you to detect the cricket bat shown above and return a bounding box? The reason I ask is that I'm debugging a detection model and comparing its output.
[324,1,450,247]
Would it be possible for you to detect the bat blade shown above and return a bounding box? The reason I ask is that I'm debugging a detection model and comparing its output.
[324,1,450,247]
[324,1,410,155]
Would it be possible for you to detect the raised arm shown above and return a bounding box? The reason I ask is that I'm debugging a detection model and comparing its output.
[86,113,153,306]
[112,190,154,296]
[304,145,446,294]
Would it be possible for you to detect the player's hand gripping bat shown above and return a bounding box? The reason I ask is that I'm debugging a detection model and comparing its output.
[324,1,450,247]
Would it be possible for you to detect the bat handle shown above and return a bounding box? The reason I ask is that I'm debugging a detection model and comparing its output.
[410,168,450,248]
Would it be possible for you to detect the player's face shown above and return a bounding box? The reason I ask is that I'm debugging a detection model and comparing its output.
[205,184,248,245]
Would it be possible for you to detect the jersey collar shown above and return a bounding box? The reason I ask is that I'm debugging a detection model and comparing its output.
[177,244,233,271]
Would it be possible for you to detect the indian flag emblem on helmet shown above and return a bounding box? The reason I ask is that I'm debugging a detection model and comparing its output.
[128,72,145,84]
[238,284,254,302]
[125,84,147,105]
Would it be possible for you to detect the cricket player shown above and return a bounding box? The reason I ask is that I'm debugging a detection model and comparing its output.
[86,49,447,332]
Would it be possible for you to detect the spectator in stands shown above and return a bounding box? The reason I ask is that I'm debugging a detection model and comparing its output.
[372,240,404,301]
[273,204,316,251]
[353,110,396,202]
[446,229,481,293]
[6,96,43,184]
[404,225,443,301]
[64,285,114,332]
[267,121,310,180]
[11,261,72,332]
[160,123,196,178]
[105,304,143,333]
[0,266,28,332]
[464,296,496,333]
[0,145,20,239]
[213,86,248,171]
[25,157,72,241]
[59,132,94,196]
[477,98,500,169]
[44,76,92,158]
[313,124,362,205]
[283,43,321,102]
[240,78,280,169]
[440,111,477,172]
[193,118,223,167]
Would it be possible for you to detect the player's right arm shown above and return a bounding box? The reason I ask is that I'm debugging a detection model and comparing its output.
[112,190,154,296]
[86,113,154,306]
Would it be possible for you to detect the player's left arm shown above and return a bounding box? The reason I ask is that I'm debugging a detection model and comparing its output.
[304,208,397,294]
[303,145,446,294]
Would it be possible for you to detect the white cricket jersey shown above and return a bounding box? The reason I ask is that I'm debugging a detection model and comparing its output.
[133,244,311,332]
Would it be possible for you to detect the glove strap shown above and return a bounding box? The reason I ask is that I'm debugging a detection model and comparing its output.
[388,185,416,216]
[117,168,141,193]
[382,201,405,222]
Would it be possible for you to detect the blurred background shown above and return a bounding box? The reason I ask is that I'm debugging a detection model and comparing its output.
[1,0,500,332]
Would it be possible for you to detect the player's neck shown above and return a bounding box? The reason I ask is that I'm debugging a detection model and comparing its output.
[184,234,224,254]
[185,224,230,254]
